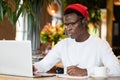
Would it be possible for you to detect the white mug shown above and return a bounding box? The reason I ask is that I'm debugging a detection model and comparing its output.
[64,66,67,74]
[93,67,108,77]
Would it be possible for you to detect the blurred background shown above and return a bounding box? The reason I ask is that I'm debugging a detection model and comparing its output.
[0,0,120,58]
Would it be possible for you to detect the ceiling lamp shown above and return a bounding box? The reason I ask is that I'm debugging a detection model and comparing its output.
[47,2,59,16]
[114,0,120,6]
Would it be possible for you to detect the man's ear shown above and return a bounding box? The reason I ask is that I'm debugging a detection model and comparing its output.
[81,18,86,25]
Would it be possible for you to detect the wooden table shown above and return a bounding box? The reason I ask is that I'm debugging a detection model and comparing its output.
[0,75,120,80]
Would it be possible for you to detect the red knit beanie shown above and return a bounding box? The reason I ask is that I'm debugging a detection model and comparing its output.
[65,4,88,21]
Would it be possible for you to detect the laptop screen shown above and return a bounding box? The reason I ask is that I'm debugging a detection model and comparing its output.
[0,40,33,77]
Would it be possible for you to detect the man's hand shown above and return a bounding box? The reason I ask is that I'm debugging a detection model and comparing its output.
[33,65,38,74]
[67,65,87,76]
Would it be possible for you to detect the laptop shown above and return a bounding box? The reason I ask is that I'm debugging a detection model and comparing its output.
[0,40,55,77]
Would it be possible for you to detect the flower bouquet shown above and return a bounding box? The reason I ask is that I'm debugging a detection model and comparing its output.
[40,23,67,45]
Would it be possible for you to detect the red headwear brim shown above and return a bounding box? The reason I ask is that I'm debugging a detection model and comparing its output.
[65,4,88,21]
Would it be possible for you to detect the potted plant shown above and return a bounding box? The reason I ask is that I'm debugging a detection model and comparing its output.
[0,0,102,54]
[0,0,51,54]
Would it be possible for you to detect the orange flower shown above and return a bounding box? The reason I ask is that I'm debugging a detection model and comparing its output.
[40,23,67,44]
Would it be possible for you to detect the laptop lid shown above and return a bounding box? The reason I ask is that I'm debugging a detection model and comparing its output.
[0,40,34,77]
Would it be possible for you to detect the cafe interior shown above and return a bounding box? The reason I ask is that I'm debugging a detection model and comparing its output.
[0,0,120,79]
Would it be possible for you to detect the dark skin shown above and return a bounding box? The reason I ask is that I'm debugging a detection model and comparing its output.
[33,66,38,74]
[63,13,90,76]
[33,13,90,76]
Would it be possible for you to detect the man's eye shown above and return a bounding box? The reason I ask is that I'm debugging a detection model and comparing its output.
[71,23,75,25]
[64,23,69,26]
[65,23,74,26]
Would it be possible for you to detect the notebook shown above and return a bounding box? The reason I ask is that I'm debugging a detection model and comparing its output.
[0,40,55,77]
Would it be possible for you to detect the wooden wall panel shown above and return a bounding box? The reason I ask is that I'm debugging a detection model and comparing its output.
[0,16,16,40]
[106,0,113,46]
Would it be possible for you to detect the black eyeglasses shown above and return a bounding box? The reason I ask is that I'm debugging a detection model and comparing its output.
[64,19,81,28]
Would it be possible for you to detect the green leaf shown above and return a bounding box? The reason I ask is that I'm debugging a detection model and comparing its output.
[0,1,3,21]
[13,4,24,25]
[56,0,62,5]
[27,13,33,34]
[16,4,24,19]
[40,33,49,43]
[7,7,13,24]
[29,7,40,28]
